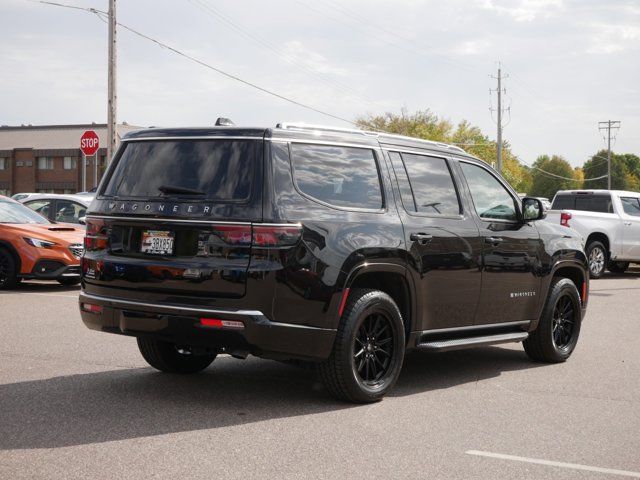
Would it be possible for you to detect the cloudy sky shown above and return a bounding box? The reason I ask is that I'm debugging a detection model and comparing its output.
[1,0,638,167]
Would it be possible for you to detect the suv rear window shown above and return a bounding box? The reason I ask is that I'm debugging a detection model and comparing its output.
[290,144,382,209]
[575,195,612,213]
[102,140,258,200]
[551,195,574,210]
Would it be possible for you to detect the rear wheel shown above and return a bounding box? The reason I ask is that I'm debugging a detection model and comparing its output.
[137,337,216,373]
[0,248,18,290]
[608,261,629,274]
[523,277,581,363]
[318,289,405,403]
[586,241,607,278]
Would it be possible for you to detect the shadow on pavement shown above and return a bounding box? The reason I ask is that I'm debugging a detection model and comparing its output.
[0,345,541,450]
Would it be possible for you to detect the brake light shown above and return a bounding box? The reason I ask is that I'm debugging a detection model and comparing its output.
[81,303,103,314]
[560,212,572,227]
[200,318,244,329]
[84,218,109,251]
[214,225,252,245]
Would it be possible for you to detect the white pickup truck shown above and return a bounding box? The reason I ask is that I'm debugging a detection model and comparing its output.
[546,189,640,278]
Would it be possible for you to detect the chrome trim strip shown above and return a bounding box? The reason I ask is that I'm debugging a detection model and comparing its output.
[79,292,333,331]
[85,215,251,225]
[270,138,380,150]
[421,320,531,335]
[122,136,264,142]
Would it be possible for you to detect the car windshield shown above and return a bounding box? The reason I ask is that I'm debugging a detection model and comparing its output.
[0,200,50,224]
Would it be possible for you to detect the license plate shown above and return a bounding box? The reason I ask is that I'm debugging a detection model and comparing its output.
[141,230,174,255]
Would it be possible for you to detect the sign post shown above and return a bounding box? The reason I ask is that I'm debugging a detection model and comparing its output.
[80,130,99,192]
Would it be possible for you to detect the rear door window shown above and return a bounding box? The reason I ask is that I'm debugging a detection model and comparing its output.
[290,144,383,210]
[102,140,259,200]
[391,152,460,216]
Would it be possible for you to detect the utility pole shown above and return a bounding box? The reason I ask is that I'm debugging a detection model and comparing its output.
[490,64,509,174]
[107,0,117,165]
[598,120,621,190]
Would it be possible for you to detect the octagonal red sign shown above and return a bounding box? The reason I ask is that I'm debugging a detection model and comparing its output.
[80,130,100,156]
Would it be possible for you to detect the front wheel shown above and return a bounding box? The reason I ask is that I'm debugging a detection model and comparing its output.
[318,289,405,403]
[0,248,18,290]
[586,241,607,278]
[137,338,216,373]
[523,278,582,363]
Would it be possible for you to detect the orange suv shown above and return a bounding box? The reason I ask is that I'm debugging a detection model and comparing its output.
[0,195,85,288]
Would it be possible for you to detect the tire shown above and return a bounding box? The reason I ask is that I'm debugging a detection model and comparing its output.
[0,248,18,290]
[586,241,607,279]
[57,278,81,286]
[608,261,629,274]
[318,289,405,403]
[137,337,216,373]
[523,277,582,363]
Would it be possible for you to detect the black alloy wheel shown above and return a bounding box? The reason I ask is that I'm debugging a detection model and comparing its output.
[318,289,405,403]
[523,277,581,363]
[552,295,575,350]
[353,313,394,386]
[0,248,18,289]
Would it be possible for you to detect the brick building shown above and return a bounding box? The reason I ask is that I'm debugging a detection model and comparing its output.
[0,123,141,196]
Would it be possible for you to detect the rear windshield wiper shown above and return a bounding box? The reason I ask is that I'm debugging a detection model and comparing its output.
[158,185,206,196]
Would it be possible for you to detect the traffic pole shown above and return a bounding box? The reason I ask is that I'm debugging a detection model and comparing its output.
[94,152,98,189]
[82,152,87,192]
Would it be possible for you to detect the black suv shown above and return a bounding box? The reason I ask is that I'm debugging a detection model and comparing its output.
[79,123,588,403]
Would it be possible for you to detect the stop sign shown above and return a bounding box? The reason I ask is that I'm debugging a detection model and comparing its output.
[80,130,100,156]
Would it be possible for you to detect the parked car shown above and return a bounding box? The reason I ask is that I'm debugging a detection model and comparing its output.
[546,189,640,278]
[11,193,38,202]
[79,123,588,403]
[537,197,552,211]
[20,194,93,226]
[0,195,85,288]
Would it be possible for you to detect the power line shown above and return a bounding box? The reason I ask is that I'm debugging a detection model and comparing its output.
[32,0,357,125]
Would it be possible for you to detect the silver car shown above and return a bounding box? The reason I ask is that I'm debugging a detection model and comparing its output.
[20,193,94,226]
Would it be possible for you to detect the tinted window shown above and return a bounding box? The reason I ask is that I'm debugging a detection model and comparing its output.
[103,140,258,200]
[55,200,87,224]
[388,152,417,212]
[574,195,612,213]
[551,195,575,210]
[621,197,640,217]
[461,162,518,221]
[290,144,382,209]
[397,153,460,215]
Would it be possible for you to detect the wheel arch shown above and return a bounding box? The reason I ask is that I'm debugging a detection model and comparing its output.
[342,263,416,340]
[0,240,22,273]
[585,232,610,256]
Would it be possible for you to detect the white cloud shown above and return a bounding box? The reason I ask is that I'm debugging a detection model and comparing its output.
[479,0,564,22]
[586,24,640,54]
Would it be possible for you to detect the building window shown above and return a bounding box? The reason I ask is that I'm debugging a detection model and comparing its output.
[0,189,10,196]
[63,156,77,170]
[37,157,53,170]
[0,158,6,170]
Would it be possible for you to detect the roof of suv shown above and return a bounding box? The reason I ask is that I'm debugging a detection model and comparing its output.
[555,189,640,196]
[121,123,475,160]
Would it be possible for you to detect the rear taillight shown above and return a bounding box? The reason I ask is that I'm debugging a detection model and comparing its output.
[81,303,103,314]
[560,212,571,227]
[84,218,109,251]
[200,318,244,329]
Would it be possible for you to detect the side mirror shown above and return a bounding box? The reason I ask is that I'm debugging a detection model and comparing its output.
[78,216,87,225]
[522,197,546,221]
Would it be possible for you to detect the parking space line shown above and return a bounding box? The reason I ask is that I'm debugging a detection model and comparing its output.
[466,450,640,478]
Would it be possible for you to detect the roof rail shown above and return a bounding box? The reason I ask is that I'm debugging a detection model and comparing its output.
[275,122,466,153]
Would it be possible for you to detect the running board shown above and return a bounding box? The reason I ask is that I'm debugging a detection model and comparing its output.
[416,332,529,352]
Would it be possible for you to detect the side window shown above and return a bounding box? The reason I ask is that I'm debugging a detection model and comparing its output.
[25,199,52,219]
[387,152,417,212]
[551,195,575,210]
[55,200,86,224]
[290,144,383,209]
[390,152,460,216]
[621,197,640,217]
[461,162,518,221]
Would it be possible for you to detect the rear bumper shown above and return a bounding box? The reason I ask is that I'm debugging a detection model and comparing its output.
[78,291,336,361]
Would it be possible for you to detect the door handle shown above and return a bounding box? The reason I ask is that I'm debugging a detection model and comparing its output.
[485,236,504,245]
[410,233,433,245]
[624,221,632,226]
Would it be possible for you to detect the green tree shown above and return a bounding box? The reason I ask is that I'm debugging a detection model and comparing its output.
[582,151,640,190]
[529,155,580,199]
[355,109,532,193]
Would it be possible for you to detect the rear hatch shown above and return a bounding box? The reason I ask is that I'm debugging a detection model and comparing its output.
[83,135,263,298]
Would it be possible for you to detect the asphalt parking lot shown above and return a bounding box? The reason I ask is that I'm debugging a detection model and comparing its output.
[1,274,639,480]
